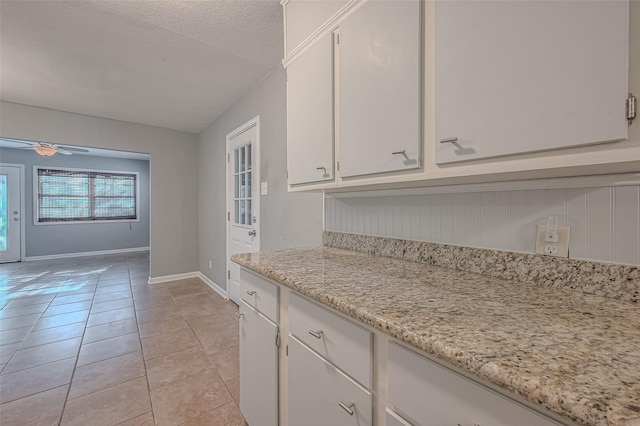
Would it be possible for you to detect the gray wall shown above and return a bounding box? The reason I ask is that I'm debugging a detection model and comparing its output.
[0,101,199,278]
[198,66,323,288]
[0,147,150,257]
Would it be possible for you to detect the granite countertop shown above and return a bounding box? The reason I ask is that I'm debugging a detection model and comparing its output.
[232,247,640,426]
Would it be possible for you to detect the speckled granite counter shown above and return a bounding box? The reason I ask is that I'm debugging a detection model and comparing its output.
[232,247,640,426]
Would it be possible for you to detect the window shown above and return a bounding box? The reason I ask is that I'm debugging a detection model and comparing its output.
[36,168,138,223]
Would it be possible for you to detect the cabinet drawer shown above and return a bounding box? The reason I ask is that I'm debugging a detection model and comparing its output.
[388,342,561,426]
[289,292,372,388]
[239,269,278,323]
[288,337,372,426]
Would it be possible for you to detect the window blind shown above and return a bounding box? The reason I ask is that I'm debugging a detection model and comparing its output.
[37,168,137,222]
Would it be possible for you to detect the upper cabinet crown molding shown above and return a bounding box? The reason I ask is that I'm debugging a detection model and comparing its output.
[282,0,363,68]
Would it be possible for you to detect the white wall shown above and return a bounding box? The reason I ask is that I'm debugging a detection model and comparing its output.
[198,66,323,289]
[326,181,640,266]
[0,147,150,257]
[0,101,199,278]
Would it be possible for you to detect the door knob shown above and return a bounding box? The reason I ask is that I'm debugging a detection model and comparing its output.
[248,230,257,237]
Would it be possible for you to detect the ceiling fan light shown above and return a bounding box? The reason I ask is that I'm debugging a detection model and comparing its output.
[34,145,57,156]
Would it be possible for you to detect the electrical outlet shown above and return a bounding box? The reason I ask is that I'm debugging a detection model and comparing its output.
[535,224,570,258]
[208,260,212,269]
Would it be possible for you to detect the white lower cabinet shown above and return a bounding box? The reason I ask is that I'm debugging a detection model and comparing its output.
[237,266,569,426]
[288,337,372,426]
[387,342,561,426]
[239,301,278,426]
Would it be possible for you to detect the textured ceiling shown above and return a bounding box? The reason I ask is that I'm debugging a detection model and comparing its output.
[0,0,283,133]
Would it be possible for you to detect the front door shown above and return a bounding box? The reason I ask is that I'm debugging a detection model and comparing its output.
[0,165,22,263]
[227,117,260,304]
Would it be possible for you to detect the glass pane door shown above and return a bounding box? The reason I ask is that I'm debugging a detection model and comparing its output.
[233,143,253,226]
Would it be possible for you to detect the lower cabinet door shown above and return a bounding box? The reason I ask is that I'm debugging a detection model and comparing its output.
[288,337,372,426]
[239,301,278,426]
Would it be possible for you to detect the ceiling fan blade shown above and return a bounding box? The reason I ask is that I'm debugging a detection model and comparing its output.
[0,138,39,146]
[57,146,90,153]
[57,149,74,155]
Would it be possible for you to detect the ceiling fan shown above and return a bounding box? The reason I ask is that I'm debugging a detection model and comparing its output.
[0,138,90,157]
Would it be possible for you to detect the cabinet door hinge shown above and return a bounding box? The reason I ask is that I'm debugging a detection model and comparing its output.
[275,331,281,347]
[336,33,340,44]
[337,161,340,171]
[227,270,230,280]
[628,93,637,126]
[227,211,230,221]
[227,153,230,163]
[286,345,289,356]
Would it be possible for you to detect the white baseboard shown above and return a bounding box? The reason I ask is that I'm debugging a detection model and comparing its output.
[148,271,200,285]
[24,247,150,262]
[198,272,228,299]
[147,271,228,300]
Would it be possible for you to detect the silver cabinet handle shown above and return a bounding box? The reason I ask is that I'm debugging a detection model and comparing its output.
[440,137,458,144]
[391,150,406,155]
[338,401,355,416]
[316,166,327,173]
[248,229,256,236]
[236,312,244,318]
[308,329,323,339]
[246,291,256,296]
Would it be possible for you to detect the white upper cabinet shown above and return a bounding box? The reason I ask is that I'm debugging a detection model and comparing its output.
[284,0,349,56]
[338,0,421,178]
[435,0,630,164]
[287,32,335,186]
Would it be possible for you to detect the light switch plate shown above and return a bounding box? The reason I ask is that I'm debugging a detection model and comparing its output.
[260,182,268,196]
[535,224,570,258]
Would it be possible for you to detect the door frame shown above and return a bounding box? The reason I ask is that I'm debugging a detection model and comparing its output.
[0,163,26,262]
[226,116,261,298]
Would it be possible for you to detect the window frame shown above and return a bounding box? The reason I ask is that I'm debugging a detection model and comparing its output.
[33,166,141,226]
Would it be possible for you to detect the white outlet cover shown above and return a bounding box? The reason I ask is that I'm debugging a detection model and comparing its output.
[260,182,268,195]
[535,224,570,258]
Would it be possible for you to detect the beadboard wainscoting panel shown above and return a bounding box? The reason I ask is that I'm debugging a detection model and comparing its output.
[614,186,640,266]
[325,185,640,265]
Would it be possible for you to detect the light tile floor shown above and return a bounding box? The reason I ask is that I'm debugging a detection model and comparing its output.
[0,253,246,426]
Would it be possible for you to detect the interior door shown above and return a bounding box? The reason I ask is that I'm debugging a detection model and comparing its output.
[0,165,22,263]
[227,120,260,305]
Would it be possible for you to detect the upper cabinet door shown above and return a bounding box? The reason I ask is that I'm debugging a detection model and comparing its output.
[285,0,349,56]
[338,0,421,179]
[287,32,335,186]
[435,0,629,164]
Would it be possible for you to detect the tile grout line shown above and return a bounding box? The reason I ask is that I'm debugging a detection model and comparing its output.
[130,264,156,426]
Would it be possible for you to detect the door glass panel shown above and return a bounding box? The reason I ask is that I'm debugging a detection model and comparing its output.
[0,175,7,250]
[231,141,254,229]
